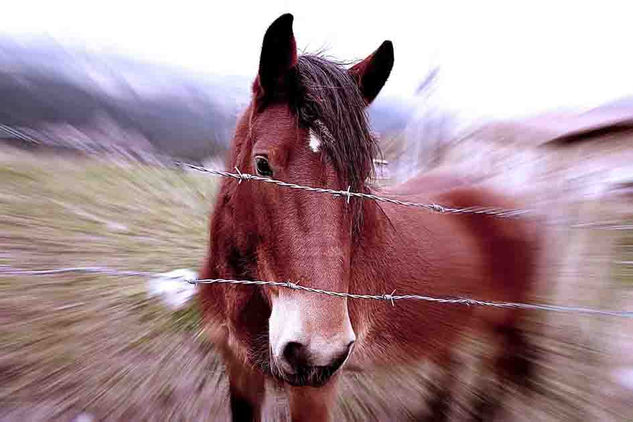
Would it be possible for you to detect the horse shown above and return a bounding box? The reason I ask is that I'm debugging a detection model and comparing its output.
[199,13,540,422]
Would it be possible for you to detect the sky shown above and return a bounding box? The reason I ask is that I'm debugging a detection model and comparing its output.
[3,0,633,119]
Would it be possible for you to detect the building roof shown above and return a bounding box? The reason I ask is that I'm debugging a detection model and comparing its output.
[470,100,633,147]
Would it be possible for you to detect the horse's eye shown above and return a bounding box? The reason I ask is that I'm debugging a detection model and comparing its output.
[254,156,273,177]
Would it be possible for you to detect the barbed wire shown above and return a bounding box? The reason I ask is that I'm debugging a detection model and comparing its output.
[2,162,630,319]
[2,265,632,318]
[176,162,533,218]
[176,163,633,230]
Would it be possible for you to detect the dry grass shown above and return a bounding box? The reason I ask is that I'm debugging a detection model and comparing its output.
[0,147,631,421]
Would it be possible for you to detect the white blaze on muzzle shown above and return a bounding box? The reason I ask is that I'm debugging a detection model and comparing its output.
[269,294,356,370]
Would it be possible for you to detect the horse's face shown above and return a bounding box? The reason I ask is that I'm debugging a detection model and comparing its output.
[248,103,356,387]
[227,14,393,387]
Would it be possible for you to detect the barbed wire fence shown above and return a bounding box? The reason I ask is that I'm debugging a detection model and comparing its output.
[0,265,632,318]
[176,162,534,218]
[175,163,632,228]
[1,161,632,318]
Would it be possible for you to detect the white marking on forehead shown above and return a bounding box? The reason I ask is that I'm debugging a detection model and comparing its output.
[308,129,321,152]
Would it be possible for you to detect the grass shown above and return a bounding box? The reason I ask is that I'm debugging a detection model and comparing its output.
[0,146,631,421]
[613,231,633,287]
[0,148,225,421]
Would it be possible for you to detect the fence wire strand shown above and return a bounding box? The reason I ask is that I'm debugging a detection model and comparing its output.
[176,162,533,218]
[1,265,632,318]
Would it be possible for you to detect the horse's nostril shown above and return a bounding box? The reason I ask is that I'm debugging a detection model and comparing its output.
[282,341,309,368]
[277,340,355,385]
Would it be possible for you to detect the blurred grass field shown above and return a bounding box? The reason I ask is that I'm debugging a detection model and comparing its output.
[1,146,632,421]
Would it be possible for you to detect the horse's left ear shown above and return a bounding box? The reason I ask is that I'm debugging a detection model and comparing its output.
[254,13,298,100]
[349,41,394,105]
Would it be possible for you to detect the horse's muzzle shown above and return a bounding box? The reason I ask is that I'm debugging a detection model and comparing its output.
[272,341,353,387]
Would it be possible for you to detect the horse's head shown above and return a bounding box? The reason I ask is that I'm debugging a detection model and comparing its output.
[217,13,393,386]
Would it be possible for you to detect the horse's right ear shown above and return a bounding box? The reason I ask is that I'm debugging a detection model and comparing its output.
[349,41,394,105]
[253,13,297,100]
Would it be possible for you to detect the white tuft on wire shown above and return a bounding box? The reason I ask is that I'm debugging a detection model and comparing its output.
[147,269,198,310]
[1,265,632,318]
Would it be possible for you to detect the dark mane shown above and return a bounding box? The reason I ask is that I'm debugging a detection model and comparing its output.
[294,54,379,193]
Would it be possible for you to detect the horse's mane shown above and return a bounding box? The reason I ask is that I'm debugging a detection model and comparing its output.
[293,54,379,194]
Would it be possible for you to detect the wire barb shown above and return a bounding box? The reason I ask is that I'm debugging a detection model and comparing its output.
[286,281,300,290]
[234,166,247,184]
[344,186,352,204]
[383,289,397,307]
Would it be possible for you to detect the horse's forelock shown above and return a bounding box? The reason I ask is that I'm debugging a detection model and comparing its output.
[294,55,379,193]
[292,55,380,234]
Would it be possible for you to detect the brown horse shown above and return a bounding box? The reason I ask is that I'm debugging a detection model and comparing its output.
[199,13,539,422]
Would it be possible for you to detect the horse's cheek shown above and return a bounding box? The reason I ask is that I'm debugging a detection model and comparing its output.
[227,288,271,356]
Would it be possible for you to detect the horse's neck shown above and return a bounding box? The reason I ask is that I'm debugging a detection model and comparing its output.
[348,198,415,362]
[350,199,398,293]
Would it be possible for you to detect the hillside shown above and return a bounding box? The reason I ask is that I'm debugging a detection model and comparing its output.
[0,37,414,161]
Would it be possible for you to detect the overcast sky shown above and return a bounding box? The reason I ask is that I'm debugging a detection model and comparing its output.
[4,0,633,118]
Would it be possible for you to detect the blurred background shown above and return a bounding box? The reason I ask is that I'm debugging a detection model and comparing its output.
[0,1,632,421]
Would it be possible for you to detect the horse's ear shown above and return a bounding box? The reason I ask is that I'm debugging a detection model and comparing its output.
[254,13,297,100]
[349,41,394,104]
